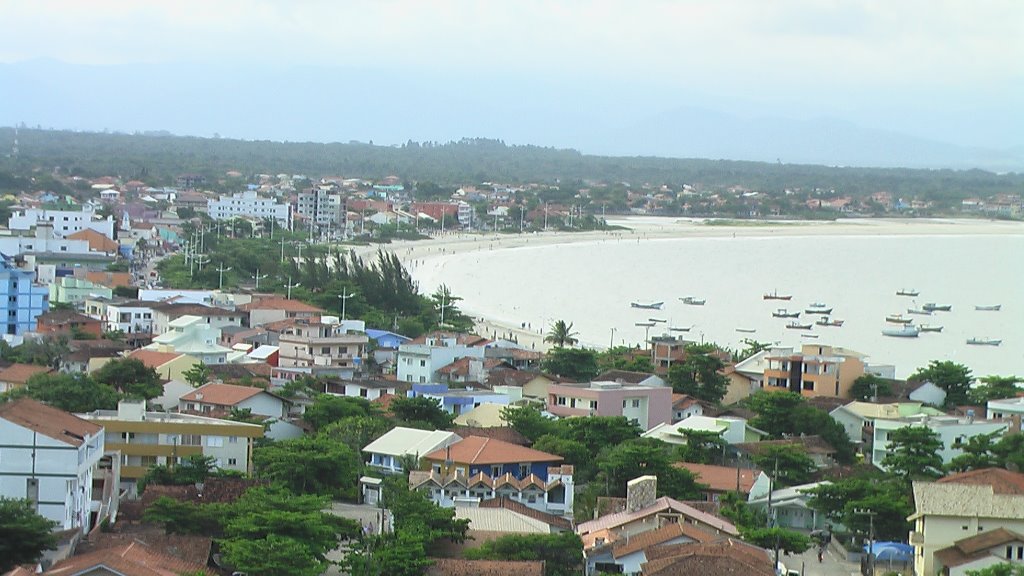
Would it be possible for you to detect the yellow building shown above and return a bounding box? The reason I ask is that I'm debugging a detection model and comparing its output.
[81,400,263,495]
[762,344,865,399]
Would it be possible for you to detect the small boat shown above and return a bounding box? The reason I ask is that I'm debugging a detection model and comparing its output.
[907,308,932,316]
[772,309,800,318]
[786,321,812,330]
[648,318,667,323]
[631,301,664,310]
[764,290,793,301]
[735,327,757,333]
[635,321,656,327]
[680,296,706,306]
[967,338,1001,346]
[918,324,943,333]
[923,303,952,312]
[808,302,828,308]
[896,289,920,297]
[882,326,920,337]
[815,317,844,327]
[669,326,692,332]
[975,304,1002,311]
[801,334,819,339]
[885,314,914,324]
[805,307,833,315]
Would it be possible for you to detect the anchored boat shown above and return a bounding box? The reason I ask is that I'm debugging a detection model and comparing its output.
[975,305,1001,311]
[631,301,664,310]
[918,324,943,333]
[882,326,920,337]
[805,307,833,315]
[885,314,914,324]
[967,338,1001,346]
[772,309,800,318]
[815,317,844,327]
[763,290,793,301]
[786,321,812,330]
[680,296,706,306]
[896,289,920,297]
[923,303,952,312]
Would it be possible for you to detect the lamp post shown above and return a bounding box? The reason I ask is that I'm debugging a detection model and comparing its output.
[285,276,301,300]
[609,327,616,349]
[216,263,232,290]
[251,269,268,291]
[191,253,210,277]
[339,287,358,321]
[854,508,877,575]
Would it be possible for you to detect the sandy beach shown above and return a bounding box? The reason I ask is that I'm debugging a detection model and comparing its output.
[352,217,1024,350]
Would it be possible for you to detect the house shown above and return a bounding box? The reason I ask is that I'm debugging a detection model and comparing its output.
[82,399,263,495]
[484,346,544,371]
[66,227,120,254]
[320,376,399,401]
[47,277,113,305]
[8,205,115,239]
[238,297,324,327]
[0,362,53,393]
[89,298,156,337]
[909,380,949,406]
[830,400,946,454]
[365,328,411,369]
[747,481,831,531]
[872,414,1011,471]
[126,349,196,381]
[422,435,563,481]
[62,339,130,374]
[276,317,369,378]
[761,344,867,399]
[576,476,739,555]
[454,403,512,427]
[487,370,570,404]
[207,190,291,227]
[362,426,462,473]
[35,309,103,337]
[83,270,134,290]
[638,538,775,576]
[585,521,721,576]
[397,331,488,384]
[735,436,838,469]
[410,466,575,517]
[933,528,1024,576]
[547,374,672,431]
[12,541,215,576]
[988,396,1024,420]
[420,385,512,416]
[0,399,105,533]
[909,468,1024,576]
[0,253,49,336]
[673,462,771,502]
[671,394,712,423]
[425,559,544,576]
[643,415,767,446]
[180,382,289,420]
[149,302,245,336]
[143,315,233,365]
[436,357,513,385]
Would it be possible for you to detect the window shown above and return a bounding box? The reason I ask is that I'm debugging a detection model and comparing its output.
[360,388,368,398]
[491,465,502,476]
[179,434,202,446]
[420,360,426,367]
[632,399,640,408]
[228,436,238,444]
[1006,546,1013,560]
[227,458,237,466]
[556,396,566,406]
[207,436,224,447]
[322,346,331,354]
[519,464,529,477]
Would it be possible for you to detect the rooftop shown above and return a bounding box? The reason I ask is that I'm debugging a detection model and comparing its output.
[363,426,460,457]
[180,382,273,407]
[422,435,562,465]
[127,349,185,369]
[933,528,1024,568]
[911,472,1024,520]
[673,462,764,493]
[577,495,738,537]
[0,362,52,385]
[0,398,102,446]
[83,409,265,429]
[425,559,543,576]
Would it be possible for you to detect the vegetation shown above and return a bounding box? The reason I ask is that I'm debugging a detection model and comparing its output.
[746,391,855,464]
[1,372,120,412]
[253,434,363,499]
[464,532,585,576]
[880,426,944,481]
[850,374,892,402]
[541,347,600,381]
[967,565,1024,576]
[667,344,729,403]
[807,475,915,542]
[389,396,455,430]
[910,360,973,408]
[968,375,1023,405]
[91,358,163,400]
[544,320,579,348]
[0,497,58,573]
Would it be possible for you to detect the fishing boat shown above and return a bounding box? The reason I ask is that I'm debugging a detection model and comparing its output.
[923,303,952,312]
[735,327,757,333]
[808,302,828,309]
[801,334,819,339]
[635,321,656,327]
[805,307,833,315]
[896,289,920,297]
[885,314,914,324]
[786,321,812,330]
[631,301,664,310]
[772,309,800,318]
[680,296,706,306]
[649,318,667,323]
[975,304,1002,311]
[907,308,932,316]
[882,326,919,337]
[967,338,1001,346]
[815,317,844,327]
[763,290,793,301]
[669,326,692,332]
[918,324,943,333]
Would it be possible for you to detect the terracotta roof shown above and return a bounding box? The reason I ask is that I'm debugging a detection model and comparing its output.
[149,302,241,316]
[674,462,764,494]
[612,521,719,559]
[36,309,100,326]
[486,368,540,388]
[735,435,836,456]
[67,228,118,252]
[238,297,324,313]
[42,541,214,575]
[0,398,102,446]
[450,425,529,446]
[127,349,185,369]
[422,435,562,465]
[180,382,269,407]
[425,558,543,576]
[84,271,134,288]
[641,538,774,576]
[208,363,273,381]
[577,496,738,538]
[80,527,212,567]
[410,331,490,347]
[0,363,52,385]
[933,528,1024,567]
[938,468,1024,495]
[478,496,574,531]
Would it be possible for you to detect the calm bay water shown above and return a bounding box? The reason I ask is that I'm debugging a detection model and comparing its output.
[415,228,1024,379]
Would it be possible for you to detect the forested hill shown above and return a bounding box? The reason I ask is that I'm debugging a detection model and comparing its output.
[1,128,1022,200]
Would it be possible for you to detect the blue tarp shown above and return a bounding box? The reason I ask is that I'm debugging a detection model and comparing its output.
[863,542,914,561]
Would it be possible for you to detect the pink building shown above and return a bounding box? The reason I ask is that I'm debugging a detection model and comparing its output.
[546,376,672,431]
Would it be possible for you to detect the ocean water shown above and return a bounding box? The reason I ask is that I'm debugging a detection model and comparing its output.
[413,228,1024,379]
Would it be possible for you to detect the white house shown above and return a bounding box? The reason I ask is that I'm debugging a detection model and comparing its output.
[988,396,1024,420]
[747,481,832,531]
[9,206,116,239]
[829,401,946,451]
[144,315,233,364]
[0,399,105,534]
[101,300,156,335]
[207,190,291,228]
[872,414,1011,471]
[643,415,768,446]
[397,333,488,384]
[362,427,461,473]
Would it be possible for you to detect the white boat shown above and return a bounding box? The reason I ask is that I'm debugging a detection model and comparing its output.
[885,314,914,324]
[805,307,833,315]
[815,317,844,327]
[680,296,706,306]
[801,334,819,339]
[896,289,920,297]
[967,338,1001,346]
[669,326,692,332]
[635,321,656,327]
[631,301,664,310]
[882,326,920,338]
[649,318,667,323]
[772,309,800,318]
[907,308,932,315]
[809,302,828,308]
[786,321,812,330]
[918,324,943,333]
[975,305,1002,311]
[923,303,952,312]
[735,327,757,333]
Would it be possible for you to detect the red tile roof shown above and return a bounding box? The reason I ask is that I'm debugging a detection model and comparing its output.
[41,541,214,575]
[0,363,52,385]
[422,436,562,466]
[673,462,764,494]
[938,468,1024,495]
[425,558,544,576]
[127,349,185,369]
[612,521,718,558]
[238,297,324,313]
[67,228,118,253]
[642,538,774,576]
[934,528,1024,567]
[0,398,102,447]
[180,382,267,407]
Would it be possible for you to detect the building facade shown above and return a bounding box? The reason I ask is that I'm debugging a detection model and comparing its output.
[547,379,672,431]
[277,318,368,374]
[0,254,49,335]
[207,190,291,228]
[8,206,115,239]
[762,344,866,398]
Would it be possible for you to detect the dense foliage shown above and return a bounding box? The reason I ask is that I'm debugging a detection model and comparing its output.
[0,497,58,572]
[464,532,585,576]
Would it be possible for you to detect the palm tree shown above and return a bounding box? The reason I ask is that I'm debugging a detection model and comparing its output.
[545,320,578,348]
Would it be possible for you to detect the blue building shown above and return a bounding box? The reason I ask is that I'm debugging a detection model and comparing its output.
[0,254,49,335]
[421,435,563,482]
[365,329,412,350]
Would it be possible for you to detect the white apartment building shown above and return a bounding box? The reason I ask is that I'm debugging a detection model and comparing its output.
[0,223,95,257]
[397,333,487,384]
[207,190,291,228]
[872,414,1011,471]
[296,187,345,232]
[0,399,105,534]
[988,396,1024,420]
[101,300,156,335]
[8,206,116,239]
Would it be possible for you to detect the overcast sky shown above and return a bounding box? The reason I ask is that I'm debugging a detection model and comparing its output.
[1,0,1022,151]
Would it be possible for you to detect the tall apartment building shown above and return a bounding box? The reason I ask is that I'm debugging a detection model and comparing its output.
[0,254,49,335]
[277,317,369,378]
[762,344,866,398]
[207,190,291,228]
[296,187,345,233]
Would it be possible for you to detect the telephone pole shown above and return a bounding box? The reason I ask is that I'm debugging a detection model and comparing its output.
[216,263,232,290]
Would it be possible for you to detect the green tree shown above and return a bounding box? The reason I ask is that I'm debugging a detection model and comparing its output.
[143,496,227,536]
[92,357,163,399]
[910,360,973,407]
[342,530,434,576]
[464,532,585,576]
[748,391,806,438]
[385,476,469,545]
[969,375,1023,405]
[740,526,812,555]
[667,345,729,403]
[596,346,654,373]
[219,534,325,576]
[0,497,58,572]
[321,415,393,452]
[676,429,729,465]
[500,404,558,442]
[3,372,120,412]
[881,426,944,481]
[542,347,599,381]
[390,396,454,430]
[789,405,855,464]
[183,362,211,388]
[544,320,578,348]
[806,477,913,542]
[992,434,1024,472]
[532,434,592,480]
[752,445,816,487]
[967,564,1024,576]
[302,394,376,431]
[253,434,363,499]
[599,438,703,500]
[947,430,1002,472]
[850,374,892,402]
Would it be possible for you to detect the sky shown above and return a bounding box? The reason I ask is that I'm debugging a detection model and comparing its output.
[1,0,1022,160]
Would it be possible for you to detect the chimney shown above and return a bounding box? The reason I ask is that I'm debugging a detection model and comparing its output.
[626,475,658,513]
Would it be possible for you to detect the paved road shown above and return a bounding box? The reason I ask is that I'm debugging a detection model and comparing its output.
[779,542,862,576]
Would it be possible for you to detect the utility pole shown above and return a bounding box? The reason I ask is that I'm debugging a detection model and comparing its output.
[285,276,301,300]
[192,253,210,277]
[216,263,232,290]
[280,237,286,263]
[609,327,616,349]
[854,508,877,575]
[251,269,268,290]
[339,287,358,321]
[519,205,525,233]
[767,457,780,571]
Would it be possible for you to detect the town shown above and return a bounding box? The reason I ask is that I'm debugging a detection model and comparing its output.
[0,164,1021,576]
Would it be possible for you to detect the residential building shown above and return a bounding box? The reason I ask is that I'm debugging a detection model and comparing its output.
[584,521,722,576]
[436,357,513,385]
[238,297,324,327]
[909,468,1024,576]
[547,373,672,431]
[673,462,771,502]
[725,348,773,404]
[0,223,96,259]
[180,382,289,420]
[934,528,1024,576]
[643,415,767,446]
[419,384,511,416]
[735,436,838,469]
[66,228,119,254]
[296,187,345,232]
[410,465,575,518]
[988,396,1024,420]
[362,426,462,473]
[125,349,196,382]
[89,298,156,336]
[35,309,103,338]
[320,377,399,401]
[149,302,245,336]
[62,339,130,374]
[143,315,233,365]
[397,332,488,384]
[207,190,291,228]
[872,414,1011,471]
[747,481,832,531]
[0,363,53,393]
[637,538,775,576]
[0,399,105,533]
[421,435,563,481]
[0,254,49,335]
[82,399,263,494]
[15,542,215,576]
[454,403,512,428]
[8,205,115,239]
[671,393,711,423]
[829,401,946,455]
[908,380,949,406]
[426,559,543,576]
[277,317,368,377]
[48,277,113,305]
[762,344,867,398]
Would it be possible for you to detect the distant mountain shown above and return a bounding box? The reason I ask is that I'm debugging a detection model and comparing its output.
[1,59,1021,172]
